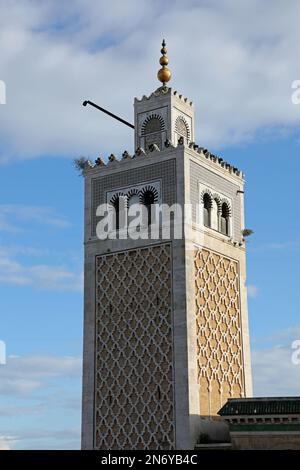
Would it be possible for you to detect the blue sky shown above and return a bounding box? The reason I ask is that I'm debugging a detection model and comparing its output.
[0,0,300,449]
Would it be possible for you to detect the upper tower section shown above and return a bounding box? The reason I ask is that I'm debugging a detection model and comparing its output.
[134,40,195,151]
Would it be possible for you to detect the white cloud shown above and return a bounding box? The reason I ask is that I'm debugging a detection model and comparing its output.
[0,244,46,257]
[0,204,81,292]
[256,324,300,346]
[0,0,300,162]
[252,325,300,396]
[249,240,300,252]
[0,435,17,450]
[0,355,82,449]
[10,428,80,450]
[0,250,83,291]
[264,241,300,250]
[0,218,20,233]
[0,428,81,450]
[0,204,71,232]
[0,404,46,417]
[0,355,82,396]
[252,345,300,397]
[247,284,258,298]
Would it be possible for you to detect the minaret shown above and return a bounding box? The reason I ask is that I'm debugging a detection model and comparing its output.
[134,40,194,150]
[81,40,252,450]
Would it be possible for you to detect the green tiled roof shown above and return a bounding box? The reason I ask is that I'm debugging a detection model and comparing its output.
[229,423,300,432]
[218,397,300,416]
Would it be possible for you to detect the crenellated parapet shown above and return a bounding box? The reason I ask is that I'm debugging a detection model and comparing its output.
[134,86,193,108]
[81,136,243,180]
[188,142,244,179]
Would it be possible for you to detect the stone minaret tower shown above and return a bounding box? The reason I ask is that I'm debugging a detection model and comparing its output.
[81,41,252,450]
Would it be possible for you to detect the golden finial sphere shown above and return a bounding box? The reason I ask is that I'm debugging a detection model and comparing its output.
[157,67,171,84]
[157,39,171,85]
[159,55,169,66]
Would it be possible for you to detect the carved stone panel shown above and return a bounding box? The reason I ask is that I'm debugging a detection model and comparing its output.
[194,248,245,417]
[95,243,175,449]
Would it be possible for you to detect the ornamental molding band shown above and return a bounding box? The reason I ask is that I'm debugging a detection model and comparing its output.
[194,248,245,417]
[94,243,175,450]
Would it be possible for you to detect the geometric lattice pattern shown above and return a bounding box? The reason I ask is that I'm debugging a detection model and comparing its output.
[194,248,245,417]
[95,243,175,449]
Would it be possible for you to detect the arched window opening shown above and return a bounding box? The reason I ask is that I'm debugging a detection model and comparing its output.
[111,196,126,232]
[142,190,155,226]
[203,193,212,228]
[175,117,189,138]
[128,193,140,226]
[128,193,139,208]
[211,199,219,230]
[175,116,190,144]
[143,117,162,135]
[220,202,230,235]
[142,116,164,150]
[112,197,120,231]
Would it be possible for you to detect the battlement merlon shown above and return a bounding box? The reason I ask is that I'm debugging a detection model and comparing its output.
[83,141,245,183]
[134,86,194,107]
